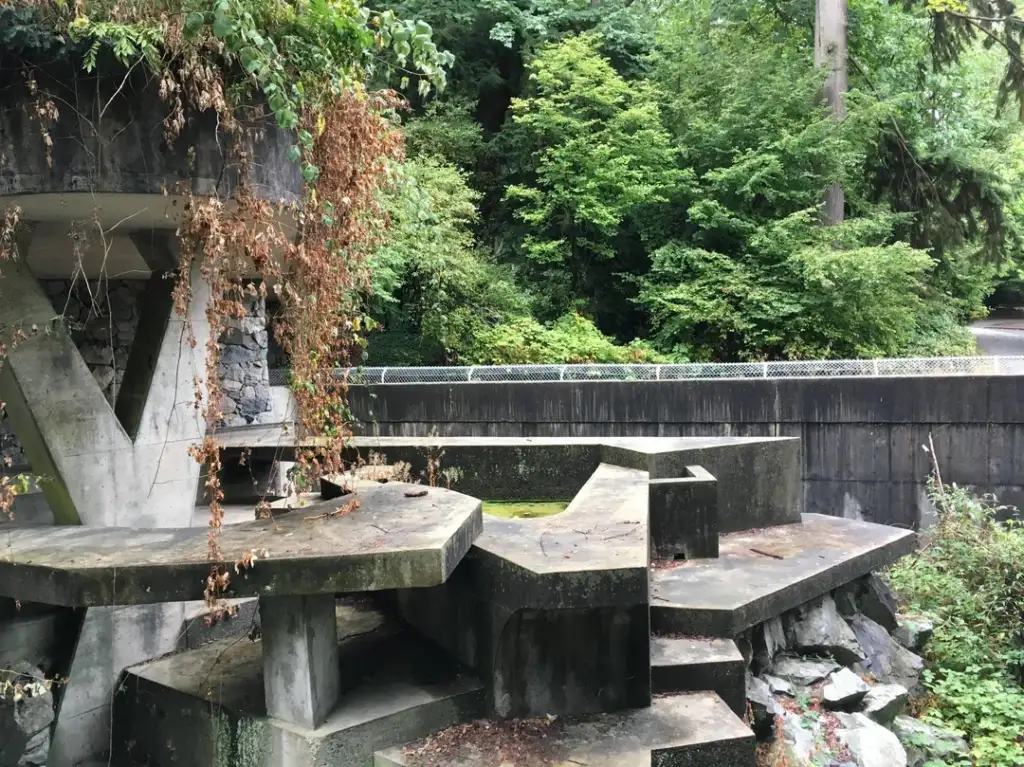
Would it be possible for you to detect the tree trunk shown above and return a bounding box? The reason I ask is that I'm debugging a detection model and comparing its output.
[815,0,848,226]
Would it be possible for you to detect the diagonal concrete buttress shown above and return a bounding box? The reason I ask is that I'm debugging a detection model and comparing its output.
[0,225,211,766]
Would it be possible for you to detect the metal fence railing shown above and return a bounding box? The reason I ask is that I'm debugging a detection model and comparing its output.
[265,356,1024,386]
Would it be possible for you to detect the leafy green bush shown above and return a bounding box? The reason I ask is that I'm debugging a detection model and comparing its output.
[887,480,1024,766]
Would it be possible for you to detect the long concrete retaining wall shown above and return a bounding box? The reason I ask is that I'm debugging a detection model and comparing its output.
[347,375,1024,529]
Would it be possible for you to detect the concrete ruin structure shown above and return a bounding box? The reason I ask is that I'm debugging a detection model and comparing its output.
[0,49,928,767]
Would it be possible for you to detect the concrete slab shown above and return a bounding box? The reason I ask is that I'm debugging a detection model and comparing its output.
[651,636,746,716]
[651,514,917,637]
[649,466,719,560]
[0,482,482,606]
[374,692,755,766]
[114,600,485,767]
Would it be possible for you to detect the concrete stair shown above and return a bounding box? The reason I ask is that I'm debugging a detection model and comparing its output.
[374,692,755,766]
[650,636,746,717]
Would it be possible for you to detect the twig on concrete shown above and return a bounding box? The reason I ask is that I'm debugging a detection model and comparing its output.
[750,548,784,560]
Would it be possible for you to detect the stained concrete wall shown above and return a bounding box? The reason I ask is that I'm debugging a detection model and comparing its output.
[346,376,1024,529]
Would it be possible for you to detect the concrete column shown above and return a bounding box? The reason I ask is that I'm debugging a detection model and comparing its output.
[259,594,340,729]
[649,467,719,560]
[0,225,211,764]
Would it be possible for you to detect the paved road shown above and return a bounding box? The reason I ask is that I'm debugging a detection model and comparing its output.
[970,318,1024,356]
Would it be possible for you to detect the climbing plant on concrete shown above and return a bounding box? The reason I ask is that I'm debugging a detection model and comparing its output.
[0,0,452,613]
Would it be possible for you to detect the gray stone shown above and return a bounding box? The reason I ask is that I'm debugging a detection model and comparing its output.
[753,615,788,672]
[891,715,970,767]
[0,663,54,767]
[893,617,934,653]
[80,345,113,366]
[849,615,924,692]
[781,710,817,767]
[859,683,908,724]
[764,674,794,696]
[770,656,840,686]
[746,672,781,735]
[833,582,860,617]
[783,595,865,665]
[222,378,242,393]
[835,712,907,767]
[860,575,899,632]
[822,668,870,710]
[90,365,115,391]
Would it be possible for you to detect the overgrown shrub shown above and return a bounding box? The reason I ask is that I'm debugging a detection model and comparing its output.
[887,478,1024,766]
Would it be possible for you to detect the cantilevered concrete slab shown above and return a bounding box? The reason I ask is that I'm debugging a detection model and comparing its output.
[650,514,917,637]
[0,482,482,606]
[375,692,755,767]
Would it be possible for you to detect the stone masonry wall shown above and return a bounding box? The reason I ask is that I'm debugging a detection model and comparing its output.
[1,279,272,472]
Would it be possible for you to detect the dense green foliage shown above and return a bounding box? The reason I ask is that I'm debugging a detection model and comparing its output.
[888,482,1024,766]
[360,0,1024,365]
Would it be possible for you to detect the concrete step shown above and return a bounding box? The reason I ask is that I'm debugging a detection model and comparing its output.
[112,598,485,767]
[651,513,916,636]
[374,691,754,766]
[651,636,745,716]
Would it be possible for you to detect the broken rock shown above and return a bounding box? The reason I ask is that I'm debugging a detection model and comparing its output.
[782,710,818,767]
[746,672,781,737]
[891,716,970,767]
[858,575,900,632]
[0,663,54,767]
[783,595,865,665]
[849,615,924,694]
[836,712,907,767]
[859,683,908,725]
[770,656,840,687]
[893,617,934,654]
[822,668,870,710]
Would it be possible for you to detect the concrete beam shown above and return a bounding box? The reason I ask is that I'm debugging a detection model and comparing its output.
[649,466,719,560]
[259,594,340,729]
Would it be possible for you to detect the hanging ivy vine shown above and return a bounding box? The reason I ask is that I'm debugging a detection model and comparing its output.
[0,0,453,616]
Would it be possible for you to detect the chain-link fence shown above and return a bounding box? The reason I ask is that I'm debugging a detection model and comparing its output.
[266,356,1024,386]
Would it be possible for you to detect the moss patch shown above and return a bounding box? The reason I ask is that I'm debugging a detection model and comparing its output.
[482,501,569,519]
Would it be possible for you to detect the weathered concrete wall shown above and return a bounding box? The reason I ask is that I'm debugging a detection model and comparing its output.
[346,376,1024,529]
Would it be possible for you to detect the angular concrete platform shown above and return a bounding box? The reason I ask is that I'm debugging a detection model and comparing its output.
[397,462,652,718]
[651,636,746,716]
[651,514,917,636]
[374,692,755,766]
[0,482,481,605]
[114,600,486,767]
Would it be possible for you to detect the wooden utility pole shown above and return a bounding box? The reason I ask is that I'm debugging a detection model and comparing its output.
[815,0,848,226]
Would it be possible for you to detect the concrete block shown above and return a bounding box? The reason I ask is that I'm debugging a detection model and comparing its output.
[649,467,719,560]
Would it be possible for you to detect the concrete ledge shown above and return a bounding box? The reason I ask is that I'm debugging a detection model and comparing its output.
[651,637,745,716]
[374,691,755,767]
[649,467,719,560]
[650,514,917,637]
[0,482,482,606]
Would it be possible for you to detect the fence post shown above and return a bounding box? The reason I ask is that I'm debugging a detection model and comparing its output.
[380,368,388,384]
[467,367,475,382]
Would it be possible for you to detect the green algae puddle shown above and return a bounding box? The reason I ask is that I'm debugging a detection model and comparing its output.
[481,501,569,519]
